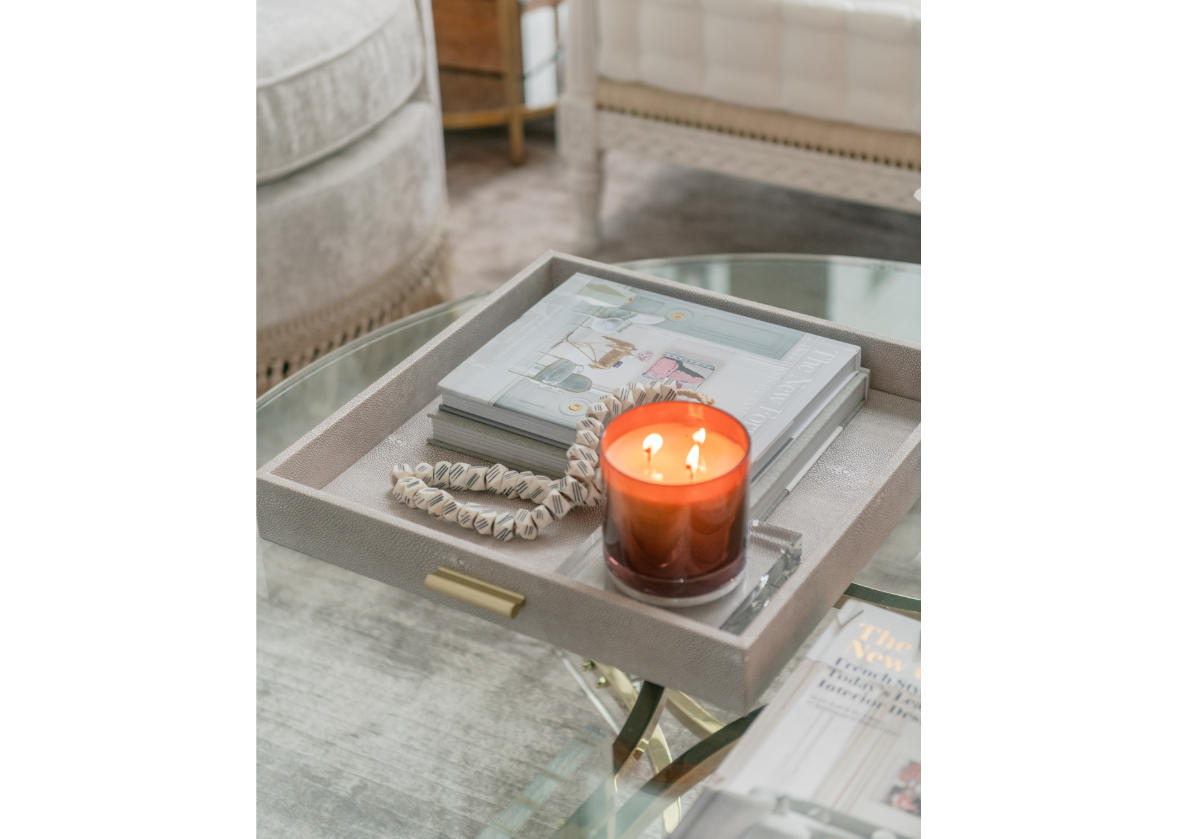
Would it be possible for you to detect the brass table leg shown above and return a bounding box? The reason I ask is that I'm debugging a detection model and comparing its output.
[554,677,667,838]
[595,665,681,834]
[600,709,763,839]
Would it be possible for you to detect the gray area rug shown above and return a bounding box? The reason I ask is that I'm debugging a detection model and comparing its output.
[445,120,920,298]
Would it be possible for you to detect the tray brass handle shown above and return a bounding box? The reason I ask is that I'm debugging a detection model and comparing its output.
[424,567,525,618]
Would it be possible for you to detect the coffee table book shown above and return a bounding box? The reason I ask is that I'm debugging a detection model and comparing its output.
[256,252,920,712]
[436,270,864,480]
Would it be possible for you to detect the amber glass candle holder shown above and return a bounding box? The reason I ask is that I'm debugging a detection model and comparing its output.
[600,401,750,607]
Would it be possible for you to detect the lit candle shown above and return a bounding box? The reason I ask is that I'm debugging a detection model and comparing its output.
[600,402,750,605]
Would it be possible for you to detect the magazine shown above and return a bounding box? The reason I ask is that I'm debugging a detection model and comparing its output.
[674,601,921,838]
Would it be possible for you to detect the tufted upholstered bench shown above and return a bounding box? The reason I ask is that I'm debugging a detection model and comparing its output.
[257,0,451,395]
[558,0,921,250]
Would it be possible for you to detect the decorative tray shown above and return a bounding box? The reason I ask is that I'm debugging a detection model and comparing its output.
[256,252,920,712]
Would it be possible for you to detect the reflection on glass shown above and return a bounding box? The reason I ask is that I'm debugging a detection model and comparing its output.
[627,256,920,345]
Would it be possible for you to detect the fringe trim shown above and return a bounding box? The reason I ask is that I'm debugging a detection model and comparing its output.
[257,228,452,395]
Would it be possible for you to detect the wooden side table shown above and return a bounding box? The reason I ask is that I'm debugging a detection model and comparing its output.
[432,0,566,164]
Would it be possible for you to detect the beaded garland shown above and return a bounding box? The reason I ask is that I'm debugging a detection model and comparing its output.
[389,380,715,542]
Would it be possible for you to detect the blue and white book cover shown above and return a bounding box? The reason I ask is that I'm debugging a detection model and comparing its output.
[438,273,861,465]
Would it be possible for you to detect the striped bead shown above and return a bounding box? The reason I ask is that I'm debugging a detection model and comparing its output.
[544,490,572,518]
[514,509,538,540]
[567,444,599,467]
[532,505,554,530]
[567,459,596,482]
[473,509,497,536]
[493,513,516,542]
[485,464,507,491]
[464,465,488,490]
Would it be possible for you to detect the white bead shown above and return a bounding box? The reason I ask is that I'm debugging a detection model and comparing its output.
[431,461,452,485]
[493,513,516,542]
[456,503,482,529]
[499,470,522,498]
[560,475,589,504]
[567,459,596,482]
[532,505,554,530]
[463,465,488,491]
[632,382,650,406]
[473,509,497,536]
[584,484,604,507]
[413,487,439,510]
[485,464,507,491]
[514,509,538,540]
[586,401,608,422]
[390,464,411,485]
[448,462,470,488]
[615,384,635,410]
[575,429,600,449]
[392,476,422,501]
[576,416,604,435]
[567,444,599,467]
[424,488,450,514]
[529,478,552,504]
[544,489,573,518]
[602,394,623,417]
[415,463,434,480]
[662,383,678,401]
[400,479,426,506]
[513,471,538,499]
[430,493,459,520]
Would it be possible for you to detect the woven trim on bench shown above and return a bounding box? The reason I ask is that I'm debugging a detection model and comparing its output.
[595,80,920,172]
[256,225,452,395]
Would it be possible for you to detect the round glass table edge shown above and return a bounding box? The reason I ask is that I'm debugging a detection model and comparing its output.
[618,252,920,274]
[256,292,489,412]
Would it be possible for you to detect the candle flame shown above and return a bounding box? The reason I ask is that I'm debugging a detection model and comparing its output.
[643,433,663,458]
[693,428,706,444]
[685,443,700,475]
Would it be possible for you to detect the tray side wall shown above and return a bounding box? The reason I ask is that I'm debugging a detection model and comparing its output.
[742,431,921,706]
[257,475,752,710]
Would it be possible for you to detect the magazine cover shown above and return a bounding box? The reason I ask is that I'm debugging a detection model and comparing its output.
[676,601,921,838]
[439,272,861,461]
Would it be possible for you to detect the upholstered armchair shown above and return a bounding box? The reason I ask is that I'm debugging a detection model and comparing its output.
[558,0,921,250]
[257,0,452,394]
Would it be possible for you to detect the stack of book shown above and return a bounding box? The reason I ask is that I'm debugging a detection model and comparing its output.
[433,272,867,513]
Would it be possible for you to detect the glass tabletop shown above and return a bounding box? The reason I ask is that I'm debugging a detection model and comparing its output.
[256,254,920,838]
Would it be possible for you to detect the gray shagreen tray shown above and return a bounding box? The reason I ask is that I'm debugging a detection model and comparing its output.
[256,252,920,712]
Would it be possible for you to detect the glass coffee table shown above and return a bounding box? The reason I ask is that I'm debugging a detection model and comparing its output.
[257,254,920,838]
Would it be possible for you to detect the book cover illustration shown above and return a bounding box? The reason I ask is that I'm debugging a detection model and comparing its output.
[439,273,859,454]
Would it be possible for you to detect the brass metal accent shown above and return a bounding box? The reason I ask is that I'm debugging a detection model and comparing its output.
[665,690,723,738]
[555,681,668,838]
[423,567,525,618]
[594,675,609,688]
[596,666,681,834]
[602,709,763,838]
